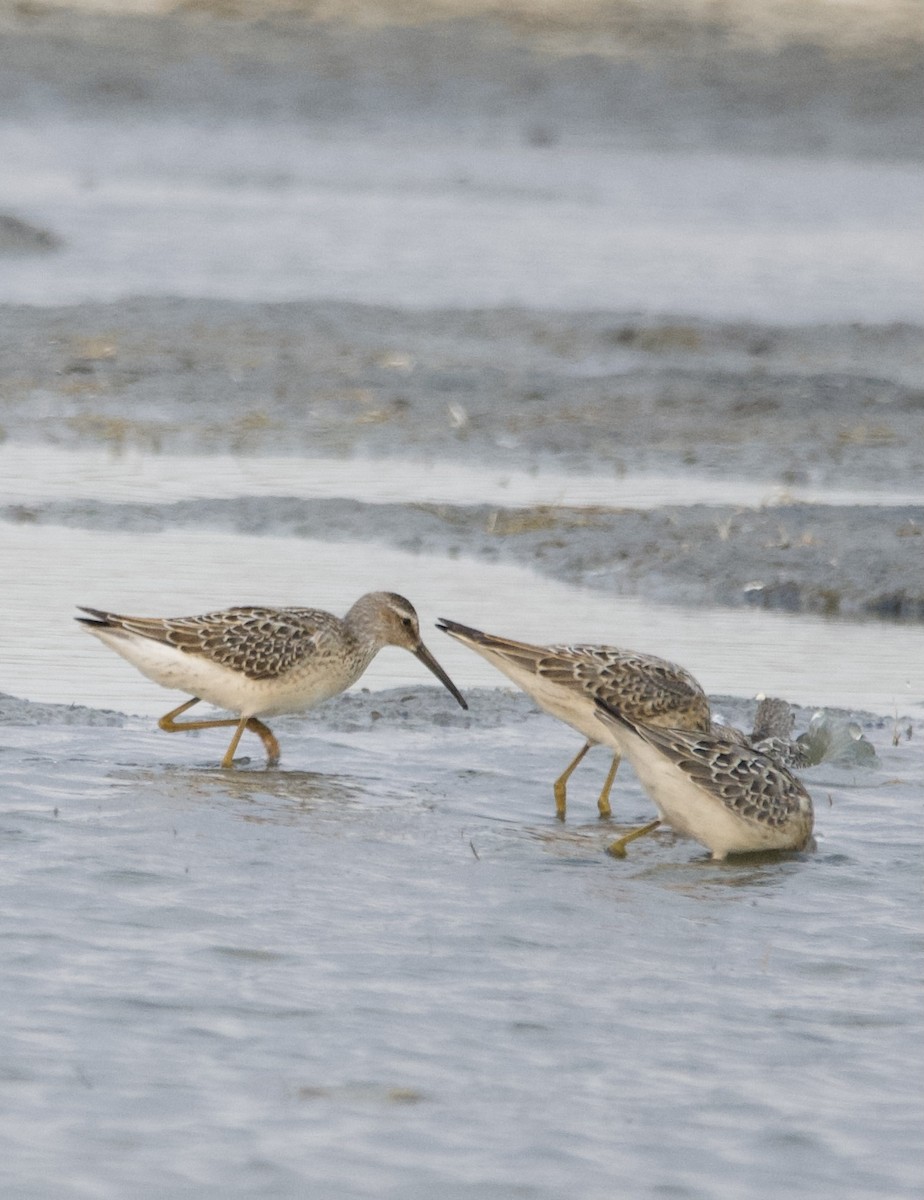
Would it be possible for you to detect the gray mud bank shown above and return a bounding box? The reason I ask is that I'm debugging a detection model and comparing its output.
[0,685,895,750]
[2,301,921,488]
[7,494,923,622]
[2,299,922,622]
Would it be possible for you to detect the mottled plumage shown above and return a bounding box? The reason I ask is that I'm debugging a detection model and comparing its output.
[436,618,710,819]
[595,702,814,860]
[84,606,363,681]
[78,593,466,768]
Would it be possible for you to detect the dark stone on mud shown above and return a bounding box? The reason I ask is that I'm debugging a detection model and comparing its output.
[864,592,924,621]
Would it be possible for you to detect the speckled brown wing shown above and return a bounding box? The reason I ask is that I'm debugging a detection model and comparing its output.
[532,645,711,730]
[751,736,812,770]
[92,606,344,681]
[632,723,812,828]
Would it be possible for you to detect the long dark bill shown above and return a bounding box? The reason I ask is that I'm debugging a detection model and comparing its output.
[414,642,468,710]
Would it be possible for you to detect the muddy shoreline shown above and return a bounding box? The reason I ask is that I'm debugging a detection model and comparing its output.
[2,298,922,623]
[4,493,922,622]
[0,685,896,752]
[2,301,922,482]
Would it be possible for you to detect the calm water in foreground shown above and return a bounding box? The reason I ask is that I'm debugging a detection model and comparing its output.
[1,693,922,1200]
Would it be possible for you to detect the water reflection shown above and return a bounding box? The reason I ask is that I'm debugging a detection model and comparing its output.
[533,819,816,889]
[146,763,369,822]
[206,945,292,963]
[612,860,816,914]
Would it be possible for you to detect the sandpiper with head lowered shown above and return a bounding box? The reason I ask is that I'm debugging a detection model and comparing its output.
[435,617,710,820]
[78,593,467,768]
[595,702,814,860]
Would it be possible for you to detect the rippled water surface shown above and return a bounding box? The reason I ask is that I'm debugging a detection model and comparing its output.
[1,494,922,1200]
[2,430,922,1200]
[1,696,922,1200]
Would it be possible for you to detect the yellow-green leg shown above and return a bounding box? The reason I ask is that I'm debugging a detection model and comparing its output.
[596,752,621,819]
[158,697,202,730]
[606,819,661,859]
[157,698,281,768]
[553,740,592,820]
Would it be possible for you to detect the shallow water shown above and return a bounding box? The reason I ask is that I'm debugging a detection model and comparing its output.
[1,689,922,1200]
[3,444,923,510]
[3,521,922,717]
[2,119,923,321]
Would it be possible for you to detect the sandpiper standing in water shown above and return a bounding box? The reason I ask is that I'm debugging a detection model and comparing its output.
[436,618,710,819]
[594,701,815,860]
[78,593,467,768]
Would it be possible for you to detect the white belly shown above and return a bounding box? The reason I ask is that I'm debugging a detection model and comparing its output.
[619,730,796,859]
[86,626,361,718]
[471,653,604,744]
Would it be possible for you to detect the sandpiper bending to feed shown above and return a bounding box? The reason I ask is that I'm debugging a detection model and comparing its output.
[595,702,815,860]
[77,593,467,768]
[436,618,710,819]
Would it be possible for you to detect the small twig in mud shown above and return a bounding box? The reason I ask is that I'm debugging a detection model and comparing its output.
[892,716,913,746]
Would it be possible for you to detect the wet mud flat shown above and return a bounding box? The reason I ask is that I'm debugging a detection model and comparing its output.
[7,490,924,622]
[2,298,922,622]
